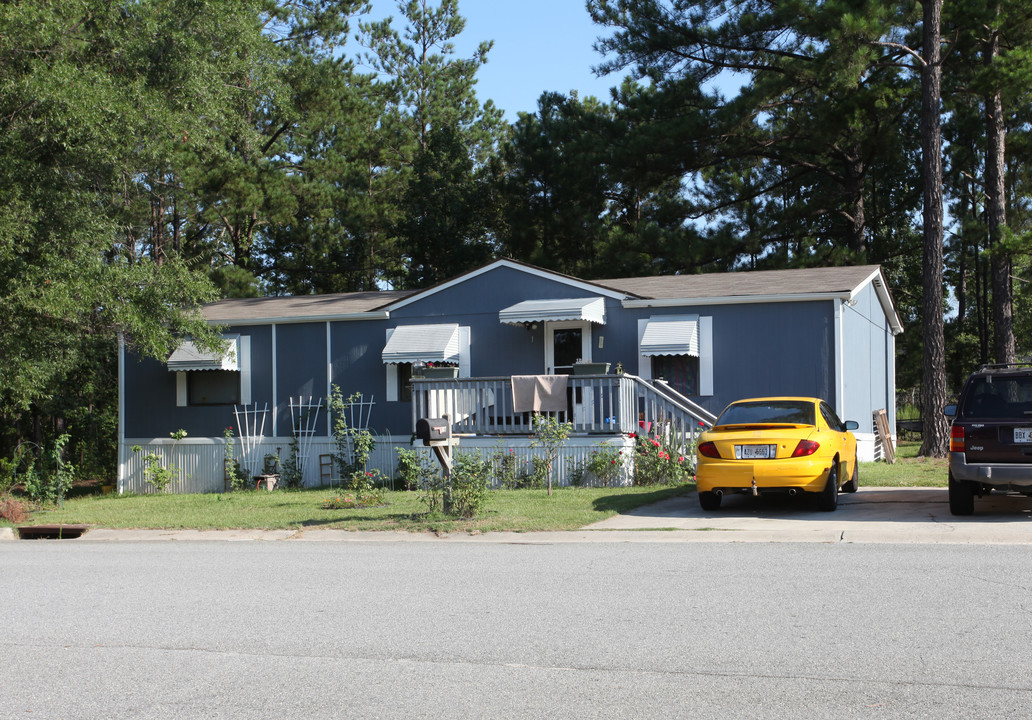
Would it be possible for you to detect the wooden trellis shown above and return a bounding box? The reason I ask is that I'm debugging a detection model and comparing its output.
[289,396,323,484]
[233,402,269,476]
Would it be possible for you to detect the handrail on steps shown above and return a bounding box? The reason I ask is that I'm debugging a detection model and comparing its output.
[647,377,718,427]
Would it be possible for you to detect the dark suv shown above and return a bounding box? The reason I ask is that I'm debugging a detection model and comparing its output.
[946,363,1032,515]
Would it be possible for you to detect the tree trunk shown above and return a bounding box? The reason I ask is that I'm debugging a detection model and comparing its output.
[919,0,949,458]
[984,8,1016,365]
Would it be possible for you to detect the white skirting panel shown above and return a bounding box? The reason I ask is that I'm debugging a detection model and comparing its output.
[118,434,642,494]
[855,431,894,463]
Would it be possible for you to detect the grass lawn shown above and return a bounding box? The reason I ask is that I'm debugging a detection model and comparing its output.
[12,484,693,533]
[3,441,948,533]
[859,440,948,487]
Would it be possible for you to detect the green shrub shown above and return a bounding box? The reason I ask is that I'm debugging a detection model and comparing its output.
[492,447,543,489]
[572,442,626,487]
[451,452,490,518]
[280,435,304,489]
[138,430,187,493]
[23,435,75,505]
[396,447,436,491]
[630,432,692,486]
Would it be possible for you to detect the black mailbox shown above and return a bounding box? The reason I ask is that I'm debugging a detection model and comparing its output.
[416,417,452,446]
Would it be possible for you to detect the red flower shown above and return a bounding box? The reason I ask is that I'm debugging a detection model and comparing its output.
[628,433,637,439]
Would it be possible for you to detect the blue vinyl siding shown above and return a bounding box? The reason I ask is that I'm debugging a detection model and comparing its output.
[124,325,272,438]
[842,283,892,427]
[123,264,892,445]
[275,323,328,436]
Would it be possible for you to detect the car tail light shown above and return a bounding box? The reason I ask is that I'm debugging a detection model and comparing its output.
[791,440,820,457]
[950,425,964,453]
[698,441,721,458]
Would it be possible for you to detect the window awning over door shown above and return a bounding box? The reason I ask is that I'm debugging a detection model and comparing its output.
[167,337,239,372]
[640,318,699,357]
[498,297,606,325]
[382,324,461,364]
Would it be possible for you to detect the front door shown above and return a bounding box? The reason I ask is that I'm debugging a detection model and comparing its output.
[546,321,591,374]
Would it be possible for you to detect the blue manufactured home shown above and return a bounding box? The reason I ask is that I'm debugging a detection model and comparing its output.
[118,260,902,493]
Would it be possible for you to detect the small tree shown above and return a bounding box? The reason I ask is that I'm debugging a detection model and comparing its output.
[223,426,248,491]
[530,414,572,496]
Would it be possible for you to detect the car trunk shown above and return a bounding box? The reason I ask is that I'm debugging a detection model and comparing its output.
[712,425,814,459]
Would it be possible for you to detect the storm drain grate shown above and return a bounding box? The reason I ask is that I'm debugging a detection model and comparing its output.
[17,524,89,540]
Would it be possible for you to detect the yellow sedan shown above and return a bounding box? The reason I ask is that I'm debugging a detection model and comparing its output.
[695,397,859,512]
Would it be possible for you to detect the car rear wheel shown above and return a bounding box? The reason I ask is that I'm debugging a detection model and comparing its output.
[948,471,975,516]
[698,491,722,511]
[816,462,839,512]
[842,456,859,493]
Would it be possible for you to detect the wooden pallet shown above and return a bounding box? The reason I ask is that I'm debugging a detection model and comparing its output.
[873,409,896,464]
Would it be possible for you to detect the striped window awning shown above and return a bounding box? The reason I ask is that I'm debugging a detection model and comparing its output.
[167,336,239,372]
[498,297,606,325]
[640,317,699,357]
[382,324,461,364]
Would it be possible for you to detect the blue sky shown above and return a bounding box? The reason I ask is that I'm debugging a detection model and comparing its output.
[362,0,624,120]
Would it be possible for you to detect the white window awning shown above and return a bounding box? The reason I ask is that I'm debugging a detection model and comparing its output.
[167,336,239,372]
[382,324,461,364]
[640,318,699,357]
[498,297,606,325]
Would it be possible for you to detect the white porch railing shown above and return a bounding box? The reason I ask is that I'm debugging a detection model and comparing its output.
[411,373,715,454]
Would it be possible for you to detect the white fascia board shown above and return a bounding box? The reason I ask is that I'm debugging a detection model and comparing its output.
[869,270,904,335]
[838,267,904,336]
[622,292,849,309]
[204,311,390,326]
[382,259,629,313]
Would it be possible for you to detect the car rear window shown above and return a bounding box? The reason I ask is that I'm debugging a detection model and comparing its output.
[717,401,815,426]
[960,376,1032,419]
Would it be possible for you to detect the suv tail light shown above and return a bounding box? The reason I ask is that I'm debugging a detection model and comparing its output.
[950,425,965,453]
[698,441,721,458]
[791,440,820,457]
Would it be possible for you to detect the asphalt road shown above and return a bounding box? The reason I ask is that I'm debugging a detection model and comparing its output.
[5,539,1032,719]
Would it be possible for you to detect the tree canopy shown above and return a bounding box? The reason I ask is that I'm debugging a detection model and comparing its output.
[1,0,1030,471]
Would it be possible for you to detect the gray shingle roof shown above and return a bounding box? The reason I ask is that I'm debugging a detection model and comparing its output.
[596,264,883,299]
[202,290,412,323]
[199,263,888,323]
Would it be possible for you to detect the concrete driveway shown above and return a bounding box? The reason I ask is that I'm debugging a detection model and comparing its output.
[584,485,1032,544]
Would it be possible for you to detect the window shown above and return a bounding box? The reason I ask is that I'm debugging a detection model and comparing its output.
[397,362,414,402]
[188,370,240,406]
[652,354,699,396]
[719,400,815,426]
[819,402,845,431]
[171,335,250,407]
[637,315,712,396]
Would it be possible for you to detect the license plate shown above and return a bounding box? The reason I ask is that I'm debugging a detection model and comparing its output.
[1015,428,1032,444]
[735,444,775,460]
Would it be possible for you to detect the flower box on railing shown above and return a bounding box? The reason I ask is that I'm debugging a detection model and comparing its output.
[572,362,610,375]
[419,366,460,379]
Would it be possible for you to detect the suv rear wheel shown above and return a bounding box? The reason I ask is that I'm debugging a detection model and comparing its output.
[948,471,975,516]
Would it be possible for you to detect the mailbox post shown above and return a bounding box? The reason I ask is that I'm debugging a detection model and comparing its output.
[415,414,457,513]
